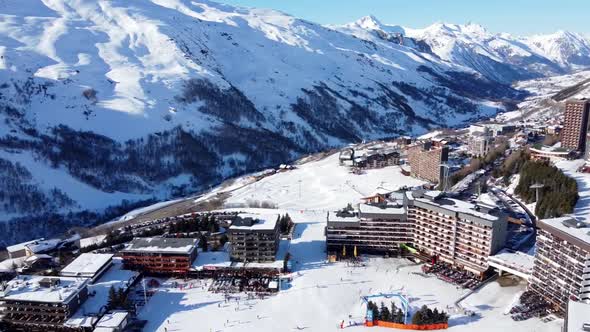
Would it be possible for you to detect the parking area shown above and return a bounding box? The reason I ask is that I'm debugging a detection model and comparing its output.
[209,276,279,294]
[509,290,554,321]
[421,262,483,289]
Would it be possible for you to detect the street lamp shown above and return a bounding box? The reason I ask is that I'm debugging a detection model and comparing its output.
[530,183,544,203]
[439,164,450,192]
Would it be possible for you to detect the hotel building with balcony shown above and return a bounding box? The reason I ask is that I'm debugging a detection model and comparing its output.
[529,217,590,315]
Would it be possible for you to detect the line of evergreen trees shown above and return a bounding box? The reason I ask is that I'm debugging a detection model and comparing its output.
[107,285,132,311]
[277,214,293,234]
[515,160,578,218]
[367,301,405,323]
[411,305,449,325]
[168,214,220,234]
[367,301,448,325]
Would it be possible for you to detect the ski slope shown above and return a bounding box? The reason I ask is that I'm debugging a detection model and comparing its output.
[223,152,425,211]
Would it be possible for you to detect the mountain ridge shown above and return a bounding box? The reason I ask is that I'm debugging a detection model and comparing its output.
[334,16,590,83]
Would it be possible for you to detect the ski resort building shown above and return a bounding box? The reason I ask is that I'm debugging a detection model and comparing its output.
[528,217,590,315]
[326,190,507,277]
[326,198,411,255]
[406,190,507,277]
[406,141,449,184]
[468,132,492,157]
[227,214,280,262]
[0,275,90,331]
[93,311,129,332]
[339,146,400,169]
[60,253,114,283]
[354,149,400,169]
[120,237,199,274]
[561,98,590,151]
[5,238,61,259]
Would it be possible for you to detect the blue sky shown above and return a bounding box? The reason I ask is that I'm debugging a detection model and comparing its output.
[215,0,589,36]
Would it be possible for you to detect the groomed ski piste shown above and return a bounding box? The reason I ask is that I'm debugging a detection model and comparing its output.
[136,152,562,331]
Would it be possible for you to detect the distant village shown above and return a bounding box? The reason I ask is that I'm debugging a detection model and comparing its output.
[0,99,589,332]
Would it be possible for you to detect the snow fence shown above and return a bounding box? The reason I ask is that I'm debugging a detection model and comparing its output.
[366,321,448,330]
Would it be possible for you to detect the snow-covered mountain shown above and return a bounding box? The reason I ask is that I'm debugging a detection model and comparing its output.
[335,17,590,83]
[524,30,590,68]
[0,0,525,244]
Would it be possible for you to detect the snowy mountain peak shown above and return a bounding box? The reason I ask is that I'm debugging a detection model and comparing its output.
[353,15,384,31]
[416,21,490,40]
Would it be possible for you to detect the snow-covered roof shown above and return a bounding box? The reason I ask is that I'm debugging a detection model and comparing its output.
[25,238,62,254]
[567,300,590,332]
[327,211,360,224]
[61,253,114,278]
[411,191,500,224]
[95,310,129,328]
[0,275,89,304]
[229,213,279,231]
[24,254,53,264]
[538,217,590,249]
[192,251,232,271]
[529,146,570,155]
[358,203,405,216]
[122,237,198,255]
[6,238,43,253]
[488,249,534,273]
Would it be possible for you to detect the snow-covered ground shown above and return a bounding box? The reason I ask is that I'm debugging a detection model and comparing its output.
[137,209,560,332]
[109,198,185,224]
[496,70,590,124]
[556,159,590,223]
[223,152,425,211]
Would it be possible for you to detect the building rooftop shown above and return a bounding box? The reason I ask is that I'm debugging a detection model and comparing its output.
[358,203,405,216]
[61,253,114,278]
[488,249,535,273]
[327,210,360,224]
[192,250,232,271]
[538,217,590,250]
[411,190,500,223]
[229,213,279,231]
[6,239,43,253]
[0,275,89,304]
[122,237,198,255]
[95,310,129,329]
[25,238,62,254]
[566,300,590,332]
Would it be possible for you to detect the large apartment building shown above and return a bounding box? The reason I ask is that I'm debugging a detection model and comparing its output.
[326,190,507,277]
[406,141,449,184]
[529,217,590,315]
[120,237,199,274]
[561,99,590,151]
[406,190,507,277]
[0,275,90,331]
[228,214,280,262]
[468,133,492,157]
[326,196,411,255]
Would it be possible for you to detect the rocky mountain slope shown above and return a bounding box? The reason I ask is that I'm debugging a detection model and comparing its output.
[0,0,549,244]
